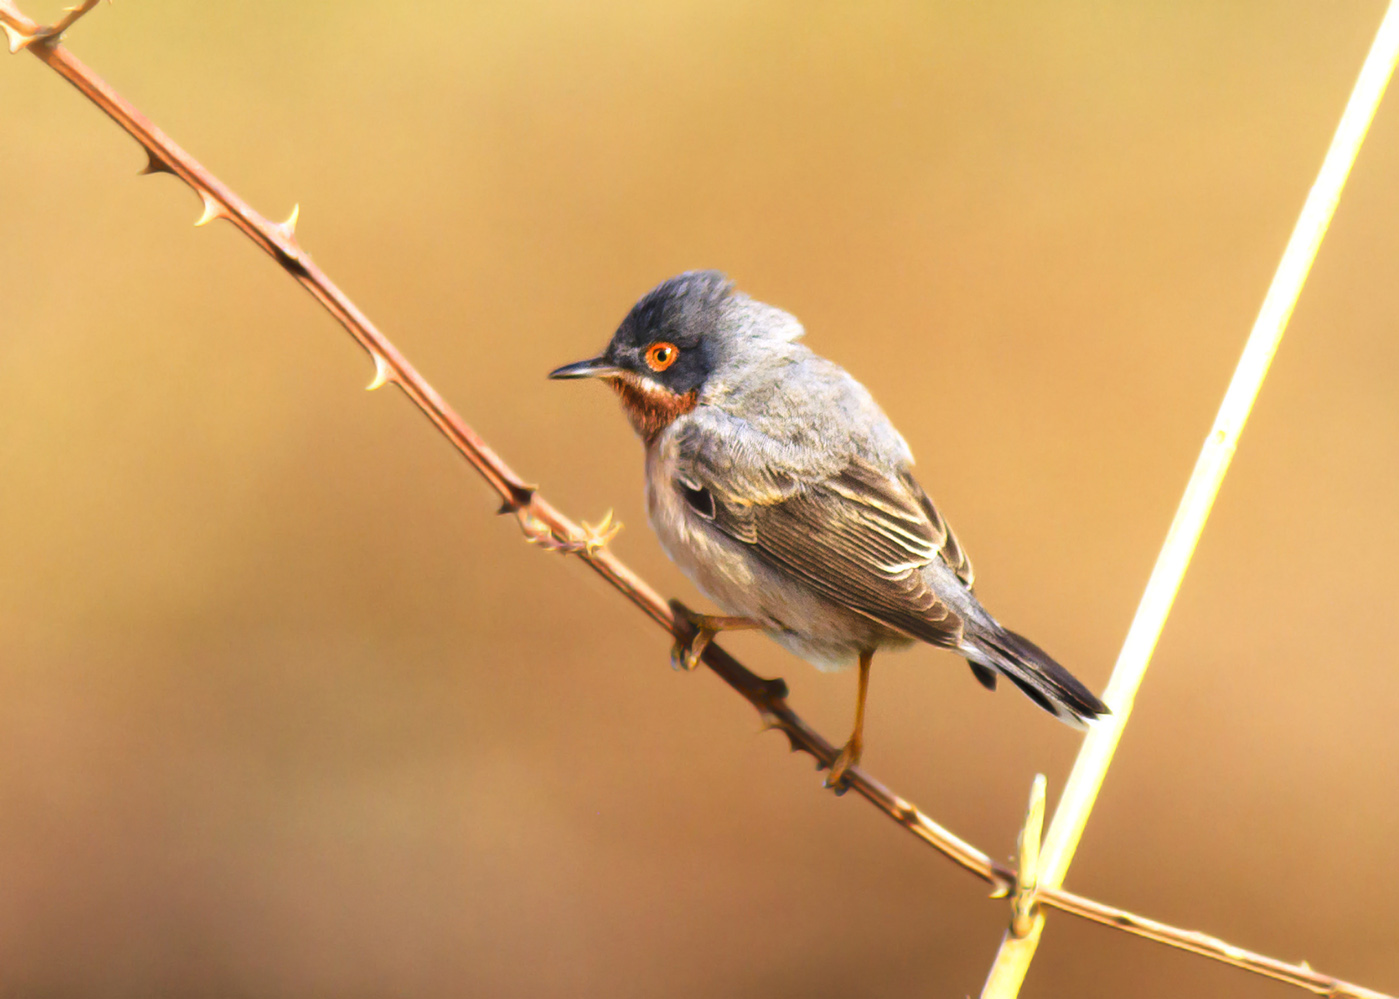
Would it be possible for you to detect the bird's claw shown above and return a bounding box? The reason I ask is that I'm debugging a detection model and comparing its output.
[823,738,862,795]
[669,623,715,672]
[667,601,763,672]
[669,603,711,671]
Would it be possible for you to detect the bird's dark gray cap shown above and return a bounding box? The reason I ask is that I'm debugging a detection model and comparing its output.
[613,270,736,347]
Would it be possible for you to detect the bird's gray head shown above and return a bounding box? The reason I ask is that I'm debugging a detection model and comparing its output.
[549,270,803,441]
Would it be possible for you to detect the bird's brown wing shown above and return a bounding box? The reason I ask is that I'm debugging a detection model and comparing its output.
[899,468,974,590]
[692,457,973,649]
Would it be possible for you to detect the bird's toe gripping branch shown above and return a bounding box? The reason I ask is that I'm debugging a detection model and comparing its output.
[667,599,764,673]
[823,739,862,795]
[668,602,714,673]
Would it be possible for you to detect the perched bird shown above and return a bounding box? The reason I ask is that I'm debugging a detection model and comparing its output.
[550,271,1107,787]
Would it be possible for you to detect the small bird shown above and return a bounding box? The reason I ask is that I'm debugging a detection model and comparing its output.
[550,271,1107,787]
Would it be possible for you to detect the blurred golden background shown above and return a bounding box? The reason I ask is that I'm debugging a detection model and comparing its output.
[3,1,1397,995]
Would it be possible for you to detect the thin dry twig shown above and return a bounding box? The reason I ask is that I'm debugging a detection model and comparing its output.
[0,5,1391,998]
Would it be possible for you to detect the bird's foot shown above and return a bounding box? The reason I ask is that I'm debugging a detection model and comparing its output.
[668,601,762,672]
[823,737,863,795]
[669,605,717,672]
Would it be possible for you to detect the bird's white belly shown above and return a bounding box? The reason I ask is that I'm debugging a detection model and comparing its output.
[645,444,767,618]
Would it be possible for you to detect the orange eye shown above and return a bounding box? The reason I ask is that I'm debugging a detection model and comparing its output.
[645,342,679,372]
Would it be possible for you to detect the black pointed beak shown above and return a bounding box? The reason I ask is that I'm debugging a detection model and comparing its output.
[548,355,624,380]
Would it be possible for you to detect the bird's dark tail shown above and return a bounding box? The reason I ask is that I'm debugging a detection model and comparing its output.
[965,626,1108,728]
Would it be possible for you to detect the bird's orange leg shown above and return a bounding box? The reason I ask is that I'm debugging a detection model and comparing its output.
[669,602,764,672]
[825,649,873,792]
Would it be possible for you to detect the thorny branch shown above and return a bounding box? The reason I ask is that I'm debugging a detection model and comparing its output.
[0,4,1391,998]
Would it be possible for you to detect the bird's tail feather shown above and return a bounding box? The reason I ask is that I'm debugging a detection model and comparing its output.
[966,626,1108,729]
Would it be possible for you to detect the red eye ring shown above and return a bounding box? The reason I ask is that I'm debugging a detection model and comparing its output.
[645,341,679,372]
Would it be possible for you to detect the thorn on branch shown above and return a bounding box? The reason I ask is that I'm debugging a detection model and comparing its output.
[138,147,173,176]
[500,483,536,512]
[365,352,395,391]
[753,711,803,755]
[193,192,228,227]
[269,204,309,275]
[275,202,299,238]
[2,19,35,53]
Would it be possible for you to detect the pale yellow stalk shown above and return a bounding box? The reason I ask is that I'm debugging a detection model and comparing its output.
[982,3,1399,995]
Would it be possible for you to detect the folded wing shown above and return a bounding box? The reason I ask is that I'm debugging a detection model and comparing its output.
[690,453,975,650]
